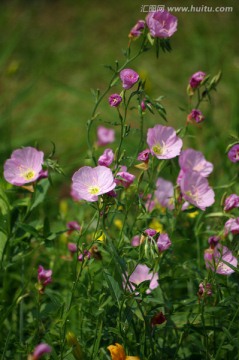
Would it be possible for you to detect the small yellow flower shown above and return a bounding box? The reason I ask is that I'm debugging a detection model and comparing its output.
[149,218,163,233]
[114,219,123,230]
[107,343,140,360]
[187,210,199,219]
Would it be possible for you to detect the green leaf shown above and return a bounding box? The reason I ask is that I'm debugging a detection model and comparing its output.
[103,270,122,305]
[30,179,50,211]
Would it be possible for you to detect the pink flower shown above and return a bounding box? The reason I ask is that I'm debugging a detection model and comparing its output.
[224,217,239,235]
[146,10,178,38]
[78,250,91,262]
[129,19,145,38]
[131,235,141,247]
[98,148,114,167]
[72,166,116,202]
[144,228,157,237]
[68,242,77,254]
[125,264,159,294]
[157,233,172,252]
[155,177,174,210]
[108,94,122,107]
[189,71,206,89]
[120,68,139,90]
[180,171,215,210]
[204,244,237,275]
[32,343,52,360]
[147,124,183,160]
[187,109,205,123]
[224,194,239,211]
[179,149,213,178]
[228,144,239,163]
[115,170,135,188]
[97,126,115,146]
[208,235,220,248]
[38,265,52,288]
[137,149,150,162]
[4,147,44,186]
[145,194,155,212]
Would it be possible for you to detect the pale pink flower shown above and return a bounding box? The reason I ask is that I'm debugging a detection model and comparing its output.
[147,124,183,159]
[157,233,172,252]
[204,244,237,275]
[97,126,115,146]
[224,194,239,211]
[228,144,239,163]
[179,149,213,178]
[180,171,215,211]
[72,166,116,202]
[155,177,174,210]
[32,343,52,360]
[115,170,135,188]
[125,264,159,294]
[189,71,206,89]
[129,19,145,38]
[146,10,178,38]
[224,217,239,235]
[98,148,114,167]
[4,147,44,186]
[131,235,141,247]
[120,68,139,90]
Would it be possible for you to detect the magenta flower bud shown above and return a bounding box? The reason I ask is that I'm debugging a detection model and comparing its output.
[146,10,178,38]
[68,242,77,254]
[157,233,172,252]
[32,343,52,360]
[147,124,183,160]
[129,19,145,38]
[115,171,135,188]
[224,217,239,235]
[67,221,81,233]
[108,93,122,107]
[38,169,48,180]
[78,250,91,262]
[144,228,157,237]
[107,189,117,197]
[137,149,150,162]
[120,68,139,90]
[189,71,206,89]
[208,235,220,248]
[97,126,115,146]
[224,194,239,211]
[188,109,205,123]
[198,282,205,296]
[131,235,141,247]
[228,144,239,163]
[98,148,114,167]
[38,265,52,287]
[4,147,44,186]
[140,100,147,111]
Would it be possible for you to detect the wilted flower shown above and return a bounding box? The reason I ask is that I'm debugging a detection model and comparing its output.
[125,264,159,294]
[129,19,145,38]
[108,93,122,107]
[150,311,166,326]
[107,343,140,360]
[224,194,239,211]
[198,282,212,298]
[120,68,139,90]
[4,147,44,186]
[157,233,172,252]
[180,171,215,211]
[228,144,239,163]
[179,149,213,178]
[137,149,150,162]
[115,170,135,188]
[189,71,206,89]
[208,235,220,248]
[187,109,205,124]
[204,244,237,275]
[147,124,183,159]
[38,265,52,294]
[98,148,114,167]
[31,343,52,360]
[72,166,116,202]
[155,177,174,210]
[97,126,115,146]
[67,221,81,235]
[224,217,239,235]
[78,250,91,262]
[146,10,178,38]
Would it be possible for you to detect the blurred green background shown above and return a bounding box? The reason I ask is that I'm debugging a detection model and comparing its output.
[0,0,238,195]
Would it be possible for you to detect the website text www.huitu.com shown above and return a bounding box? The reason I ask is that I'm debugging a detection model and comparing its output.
[140,4,233,13]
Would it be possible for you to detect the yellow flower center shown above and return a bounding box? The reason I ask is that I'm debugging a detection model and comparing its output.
[88,186,100,195]
[23,170,35,181]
